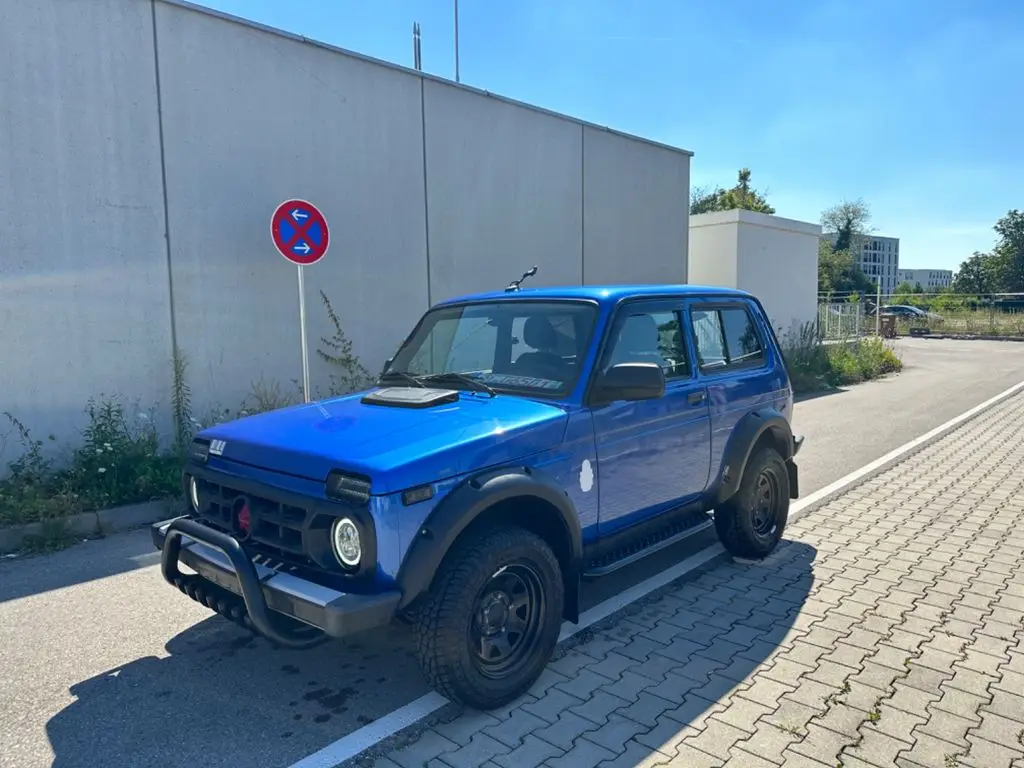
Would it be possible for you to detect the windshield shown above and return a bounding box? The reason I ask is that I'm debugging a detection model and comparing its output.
[385,300,599,397]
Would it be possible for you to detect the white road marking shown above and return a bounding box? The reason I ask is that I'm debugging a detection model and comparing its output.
[286,378,1024,768]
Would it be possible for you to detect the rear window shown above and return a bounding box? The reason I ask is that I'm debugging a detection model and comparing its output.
[690,303,765,371]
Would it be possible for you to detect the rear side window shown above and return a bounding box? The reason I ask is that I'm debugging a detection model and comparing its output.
[690,304,765,372]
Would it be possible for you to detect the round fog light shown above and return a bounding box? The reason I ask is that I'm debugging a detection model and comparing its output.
[189,476,200,512]
[331,517,361,568]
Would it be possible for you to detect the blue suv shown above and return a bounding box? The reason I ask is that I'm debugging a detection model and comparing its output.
[152,278,803,710]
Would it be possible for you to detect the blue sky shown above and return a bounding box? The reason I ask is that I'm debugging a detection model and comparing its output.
[201,0,1022,273]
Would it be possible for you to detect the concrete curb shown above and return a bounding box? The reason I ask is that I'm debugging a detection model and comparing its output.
[915,333,1024,343]
[0,498,175,554]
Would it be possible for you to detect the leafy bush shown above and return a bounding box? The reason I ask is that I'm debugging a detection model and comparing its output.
[0,399,180,528]
[317,290,374,396]
[781,323,903,395]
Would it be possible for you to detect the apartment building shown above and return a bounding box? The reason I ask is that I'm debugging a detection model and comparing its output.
[824,233,901,295]
[897,268,953,291]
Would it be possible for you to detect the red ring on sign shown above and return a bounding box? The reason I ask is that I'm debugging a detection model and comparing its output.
[270,198,330,266]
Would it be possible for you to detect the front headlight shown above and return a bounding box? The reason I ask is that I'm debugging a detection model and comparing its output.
[189,476,200,512]
[331,517,361,568]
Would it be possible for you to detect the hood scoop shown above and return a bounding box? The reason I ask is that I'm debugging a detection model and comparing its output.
[360,386,460,409]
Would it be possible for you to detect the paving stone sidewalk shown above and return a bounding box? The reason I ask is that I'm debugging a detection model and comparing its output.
[369,391,1024,768]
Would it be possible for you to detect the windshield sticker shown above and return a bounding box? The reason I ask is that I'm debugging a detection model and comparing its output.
[476,373,563,390]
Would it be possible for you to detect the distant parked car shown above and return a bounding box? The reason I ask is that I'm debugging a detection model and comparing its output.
[870,305,943,324]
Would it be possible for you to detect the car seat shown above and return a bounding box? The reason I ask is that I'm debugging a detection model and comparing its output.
[511,316,570,382]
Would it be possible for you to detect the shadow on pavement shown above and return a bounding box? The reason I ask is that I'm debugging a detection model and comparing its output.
[794,387,849,403]
[384,538,817,766]
[0,528,162,604]
[45,613,428,768]
[557,538,818,763]
[44,538,816,768]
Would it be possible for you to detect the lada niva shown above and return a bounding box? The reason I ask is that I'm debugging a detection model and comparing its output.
[152,276,803,710]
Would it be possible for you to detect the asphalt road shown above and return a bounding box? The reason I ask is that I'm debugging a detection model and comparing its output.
[2,338,1022,768]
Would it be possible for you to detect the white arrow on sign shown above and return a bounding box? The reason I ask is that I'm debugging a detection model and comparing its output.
[291,209,309,222]
[293,241,311,255]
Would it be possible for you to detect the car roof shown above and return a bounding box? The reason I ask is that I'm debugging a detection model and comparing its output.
[433,284,755,308]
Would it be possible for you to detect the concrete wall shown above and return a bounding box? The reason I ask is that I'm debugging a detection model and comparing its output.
[689,210,821,342]
[0,0,692,465]
[0,0,176,444]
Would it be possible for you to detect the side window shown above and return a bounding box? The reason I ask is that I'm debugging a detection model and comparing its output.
[604,308,690,379]
[720,307,764,365]
[690,304,765,371]
[691,309,727,369]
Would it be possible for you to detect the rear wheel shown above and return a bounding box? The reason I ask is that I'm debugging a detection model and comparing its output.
[413,525,563,710]
[714,445,790,559]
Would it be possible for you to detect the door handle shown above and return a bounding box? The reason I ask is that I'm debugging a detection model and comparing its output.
[687,391,706,405]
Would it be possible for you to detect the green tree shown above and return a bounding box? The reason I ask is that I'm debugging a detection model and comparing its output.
[951,209,1024,295]
[993,208,1024,292]
[952,252,1000,295]
[690,168,776,215]
[892,281,926,307]
[817,198,875,296]
[821,199,872,252]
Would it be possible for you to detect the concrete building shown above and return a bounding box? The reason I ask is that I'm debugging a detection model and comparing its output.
[897,268,953,291]
[824,233,901,296]
[689,210,821,342]
[1,0,693,463]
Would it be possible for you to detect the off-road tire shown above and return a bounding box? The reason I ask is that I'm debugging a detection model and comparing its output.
[413,525,564,710]
[714,445,790,559]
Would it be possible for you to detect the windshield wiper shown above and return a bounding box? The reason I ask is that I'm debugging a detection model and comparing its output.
[415,372,496,397]
[378,370,426,388]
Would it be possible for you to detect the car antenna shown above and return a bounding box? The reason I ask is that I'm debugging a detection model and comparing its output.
[505,265,538,293]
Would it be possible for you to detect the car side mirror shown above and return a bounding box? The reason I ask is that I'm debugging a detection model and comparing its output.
[593,362,665,403]
[381,357,394,376]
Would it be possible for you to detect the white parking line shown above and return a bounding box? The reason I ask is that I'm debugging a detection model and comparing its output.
[287,378,1024,768]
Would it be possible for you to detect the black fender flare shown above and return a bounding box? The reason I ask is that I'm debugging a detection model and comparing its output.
[395,465,583,622]
[711,409,795,504]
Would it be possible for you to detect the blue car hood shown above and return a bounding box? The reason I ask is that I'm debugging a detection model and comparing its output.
[197,389,569,494]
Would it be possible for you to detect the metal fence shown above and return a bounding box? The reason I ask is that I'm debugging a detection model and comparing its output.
[816,292,1024,340]
[817,302,864,341]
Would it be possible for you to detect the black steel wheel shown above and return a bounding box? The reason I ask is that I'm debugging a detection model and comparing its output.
[714,445,790,559]
[469,563,545,680]
[751,468,782,539]
[413,525,564,710]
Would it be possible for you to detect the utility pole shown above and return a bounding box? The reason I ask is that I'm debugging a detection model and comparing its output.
[454,0,461,82]
[876,280,882,336]
[412,22,422,70]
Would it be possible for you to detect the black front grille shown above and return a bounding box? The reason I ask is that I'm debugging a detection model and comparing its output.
[193,477,332,570]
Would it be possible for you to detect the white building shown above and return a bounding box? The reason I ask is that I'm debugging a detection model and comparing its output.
[824,233,901,295]
[897,268,953,291]
[689,210,821,342]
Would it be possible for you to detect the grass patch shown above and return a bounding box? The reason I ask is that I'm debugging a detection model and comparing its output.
[782,323,903,396]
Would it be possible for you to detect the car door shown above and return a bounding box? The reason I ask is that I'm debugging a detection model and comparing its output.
[590,298,712,535]
[685,297,781,481]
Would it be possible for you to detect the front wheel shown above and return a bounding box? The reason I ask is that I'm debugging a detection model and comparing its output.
[714,445,790,559]
[413,525,564,710]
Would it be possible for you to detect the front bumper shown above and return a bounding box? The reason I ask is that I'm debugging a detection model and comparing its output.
[152,516,400,647]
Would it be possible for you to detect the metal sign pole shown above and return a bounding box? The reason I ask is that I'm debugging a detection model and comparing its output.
[271,198,329,406]
[297,264,311,403]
